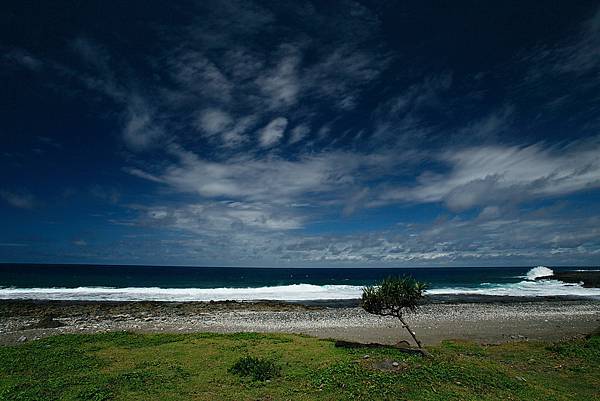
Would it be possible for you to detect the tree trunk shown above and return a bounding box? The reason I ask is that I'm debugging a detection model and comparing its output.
[398,315,422,349]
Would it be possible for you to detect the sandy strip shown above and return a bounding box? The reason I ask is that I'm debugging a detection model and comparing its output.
[1,299,598,346]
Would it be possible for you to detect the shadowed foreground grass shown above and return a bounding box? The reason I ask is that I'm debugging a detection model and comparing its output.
[0,331,598,400]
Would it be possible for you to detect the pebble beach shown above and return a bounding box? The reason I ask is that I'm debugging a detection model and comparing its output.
[2,297,598,346]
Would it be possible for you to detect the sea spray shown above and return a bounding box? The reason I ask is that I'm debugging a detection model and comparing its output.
[525,266,554,280]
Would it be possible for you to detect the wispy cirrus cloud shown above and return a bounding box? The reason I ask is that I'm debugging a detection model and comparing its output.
[2,48,42,71]
[259,117,288,147]
[378,137,600,211]
[514,5,600,121]
[0,190,36,209]
[136,200,304,233]
[127,145,365,203]
[122,96,164,151]
[5,1,392,154]
[525,5,600,76]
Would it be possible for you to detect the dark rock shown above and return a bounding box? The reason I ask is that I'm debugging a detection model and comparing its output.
[536,271,600,288]
[22,315,65,330]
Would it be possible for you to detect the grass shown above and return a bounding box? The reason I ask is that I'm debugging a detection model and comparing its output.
[0,331,598,400]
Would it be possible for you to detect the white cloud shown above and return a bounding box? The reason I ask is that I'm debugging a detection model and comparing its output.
[289,124,310,144]
[272,209,600,264]
[127,141,418,219]
[256,47,301,109]
[122,96,163,151]
[522,5,600,88]
[221,116,257,147]
[304,47,388,110]
[139,201,303,233]
[3,49,42,71]
[551,5,600,74]
[69,38,164,151]
[259,117,288,147]
[455,106,513,140]
[120,196,600,265]
[379,138,600,211]
[196,108,233,135]
[70,37,125,102]
[0,190,35,209]
[72,38,111,71]
[137,145,359,203]
[390,73,452,114]
[89,186,120,204]
[477,206,502,220]
[194,109,256,147]
[169,51,233,103]
[45,3,392,158]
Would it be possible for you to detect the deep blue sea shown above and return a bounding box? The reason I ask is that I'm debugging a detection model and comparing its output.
[1,264,599,301]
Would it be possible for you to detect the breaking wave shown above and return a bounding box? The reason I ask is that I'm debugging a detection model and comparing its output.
[524,266,554,280]
[427,280,600,297]
[1,267,598,301]
[0,284,364,302]
[430,266,599,297]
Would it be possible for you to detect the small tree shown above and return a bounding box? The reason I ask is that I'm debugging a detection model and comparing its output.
[361,276,427,348]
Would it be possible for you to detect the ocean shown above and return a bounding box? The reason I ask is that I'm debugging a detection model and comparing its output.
[1,264,599,302]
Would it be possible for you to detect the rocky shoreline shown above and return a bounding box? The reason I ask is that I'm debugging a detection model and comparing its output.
[1,298,598,347]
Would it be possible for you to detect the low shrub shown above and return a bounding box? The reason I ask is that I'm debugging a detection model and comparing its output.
[228,356,281,381]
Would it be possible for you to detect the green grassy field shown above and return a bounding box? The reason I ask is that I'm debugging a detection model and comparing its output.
[0,331,598,401]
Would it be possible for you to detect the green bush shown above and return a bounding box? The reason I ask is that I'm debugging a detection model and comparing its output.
[228,355,281,381]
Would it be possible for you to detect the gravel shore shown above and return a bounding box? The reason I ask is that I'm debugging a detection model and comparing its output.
[1,298,598,346]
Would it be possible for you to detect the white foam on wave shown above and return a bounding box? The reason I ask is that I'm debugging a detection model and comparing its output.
[1,280,599,301]
[428,280,600,297]
[0,284,364,302]
[525,266,554,280]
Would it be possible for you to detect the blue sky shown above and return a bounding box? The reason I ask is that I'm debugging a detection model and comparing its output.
[1,1,600,266]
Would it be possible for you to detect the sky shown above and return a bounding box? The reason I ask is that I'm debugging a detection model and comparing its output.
[1,1,600,267]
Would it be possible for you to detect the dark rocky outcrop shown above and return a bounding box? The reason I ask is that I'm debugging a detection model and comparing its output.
[536,271,600,288]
